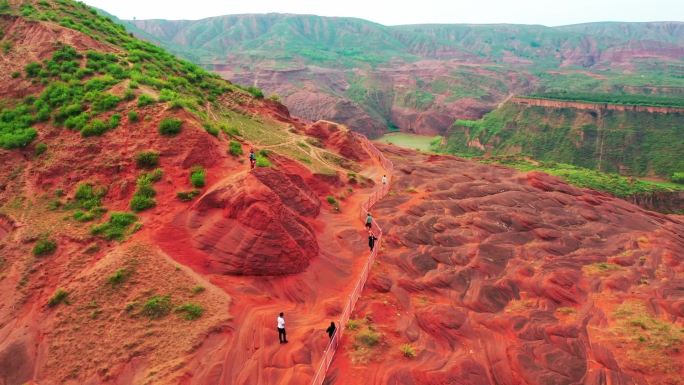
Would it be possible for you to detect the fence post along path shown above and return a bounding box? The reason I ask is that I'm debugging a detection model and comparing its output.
[310,142,394,385]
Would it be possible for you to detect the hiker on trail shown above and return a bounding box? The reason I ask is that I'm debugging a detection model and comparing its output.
[326,322,336,340]
[381,175,387,185]
[277,312,288,344]
[368,231,378,252]
[249,149,256,169]
[365,213,373,230]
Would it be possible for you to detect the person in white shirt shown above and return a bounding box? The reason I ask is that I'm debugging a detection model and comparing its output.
[381,175,387,185]
[277,312,288,344]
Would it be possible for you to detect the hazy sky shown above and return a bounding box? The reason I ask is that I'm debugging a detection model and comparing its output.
[83,0,683,26]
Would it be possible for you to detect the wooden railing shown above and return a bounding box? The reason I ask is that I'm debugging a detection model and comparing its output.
[310,143,394,385]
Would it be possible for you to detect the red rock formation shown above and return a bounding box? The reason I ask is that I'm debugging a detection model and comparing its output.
[186,167,320,275]
[330,145,684,385]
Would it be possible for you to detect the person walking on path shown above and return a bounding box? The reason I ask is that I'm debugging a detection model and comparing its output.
[365,213,373,230]
[249,149,256,169]
[381,175,387,186]
[326,322,336,340]
[368,231,378,252]
[277,312,288,344]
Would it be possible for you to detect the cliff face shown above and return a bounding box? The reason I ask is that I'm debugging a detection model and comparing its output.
[512,97,684,114]
[446,102,684,179]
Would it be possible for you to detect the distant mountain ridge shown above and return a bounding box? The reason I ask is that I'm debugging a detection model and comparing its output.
[113,13,684,141]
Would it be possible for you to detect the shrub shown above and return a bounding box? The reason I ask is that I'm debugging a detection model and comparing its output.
[135,151,159,169]
[33,238,57,256]
[245,86,264,99]
[74,183,105,209]
[400,344,416,358]
[256,157,271,168]
[91,212,137,240]
[347,319,360,330]
[65,113,88,130]
[158,88,177,102]
[123,89,135,101]
[107,268,131,286]
[189,166,205,188]
[176,190,200,201]
[203,123,219,136]
[47,288,69,307]
[10,71,20,79]
[130,194,155,212]
[107,113,121,129]
[141,295,172,319]
[326,195,340,211]
[191,286,205,295]
[355,328,380,347]
[73,210,95,222]
[90,93,121,113]
[159,118,182,136]
[176,303,204,320]
[25,62,42,77]
[81,119,108,137]
[137,94,155,107]
[228,141,243,157]
[127,110,139,122]
[672,172,684,184]
[34,142,47,156]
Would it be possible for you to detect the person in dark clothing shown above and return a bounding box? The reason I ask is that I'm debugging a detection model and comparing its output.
[368,231,378,251]
[277,312,288,344]
[365,213,373,230]
[249,149,256,169]
[326,322,336,340]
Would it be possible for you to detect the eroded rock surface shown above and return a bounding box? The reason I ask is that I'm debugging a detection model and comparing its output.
[332,146,684,385]
[187,167,320,275]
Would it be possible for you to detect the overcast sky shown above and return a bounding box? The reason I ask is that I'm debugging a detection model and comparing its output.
[82,0,683,26]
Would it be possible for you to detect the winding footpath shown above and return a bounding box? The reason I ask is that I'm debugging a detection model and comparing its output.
[310,143,394,385]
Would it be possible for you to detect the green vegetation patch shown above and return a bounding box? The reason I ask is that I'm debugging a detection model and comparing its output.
[189,166,205,188]
[175,303,204,320]
[159,117,182,136]
[141,295,172,319]
[135,151,159,169]
[47,288,69,307]
[91,211,138,240]
[33,238,57,256]
[176,189,201,202]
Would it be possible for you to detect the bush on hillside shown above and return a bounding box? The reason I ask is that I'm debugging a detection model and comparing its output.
[127,110,139,122]
[137,94,155,107]
[228,141,243,157]
[176,190,200,201]
[33,238,57,256]
[47,288,69,307]
[672,172,684,184]
[190,166,205,188]
[91,212,138,240]
[80,119,109,137]
[175,303,204,320]
[158,118,182,136]
[34,142,47,156]
[135,151,159,169]
[141,295,172,319]
[25,62,42,77]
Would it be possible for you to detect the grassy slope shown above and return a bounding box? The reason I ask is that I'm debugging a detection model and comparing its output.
[446,102,684,179]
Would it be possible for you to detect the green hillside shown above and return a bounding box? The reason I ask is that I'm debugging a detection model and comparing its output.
[444,102,684,179]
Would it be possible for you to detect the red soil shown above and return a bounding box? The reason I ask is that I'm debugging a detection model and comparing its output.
[329,145,684,385]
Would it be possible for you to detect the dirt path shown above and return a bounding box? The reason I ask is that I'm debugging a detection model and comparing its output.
[172,142,390,385]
